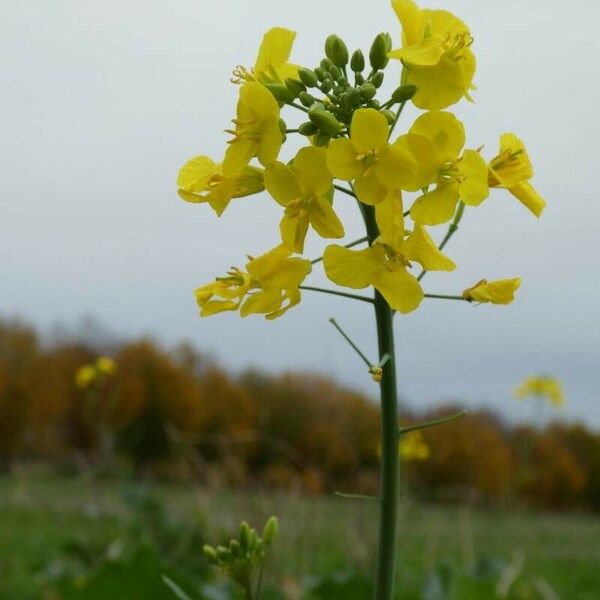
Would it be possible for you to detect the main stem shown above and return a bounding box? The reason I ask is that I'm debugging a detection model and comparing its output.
[363,206,400,600]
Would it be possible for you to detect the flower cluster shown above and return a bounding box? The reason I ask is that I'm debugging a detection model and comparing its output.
[514,375,566,408]
[178,0,545,318]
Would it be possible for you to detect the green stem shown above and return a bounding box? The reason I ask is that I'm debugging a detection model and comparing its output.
[334,183,357,198]
[399,410,466,434]
[300,285,374,304]
[387,101,408,141]
[363,206,400,600]
[424,293,470,302]
[287,101,309,113]
[329,318,373,369]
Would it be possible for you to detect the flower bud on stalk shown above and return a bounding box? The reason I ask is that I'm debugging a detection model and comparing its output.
[298,67,319,87]
[370,32,392,70]
[285,78,305,97]
[370,71,384,88]
[325,34,349,68]
[309,108,343,135]
[264,82,295,103]
[391,84,418,103]
[350,49,365,73]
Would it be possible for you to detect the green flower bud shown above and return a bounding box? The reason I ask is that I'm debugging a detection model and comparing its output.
[381,109,397,124]
[342,88,362,109]
[325,34,349,68]
[313,131,331,147]
[321,79,333,93]
[298,67,319,88]
[360,83,377,100]
[248,528,258,551]
[314,67,328,82]
[239,521,251,550]
[216,546,230,562]
[285,78,305,97]
[263,516,279,546]
[391,84,418,103]
[202,545,219,564]
[263,82,294,104]
[229,539,241,558]
[370,71,385,88]
[369,32,392,70]
[298,121,319,136]
[330,65,344,82]
[355,73,365,86]
[320,58,335,72]
[350,49,365,73]
[299,91,318,107]
[309,108,343,135]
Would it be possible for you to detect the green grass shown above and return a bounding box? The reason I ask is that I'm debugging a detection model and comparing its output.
[0,474,599,599]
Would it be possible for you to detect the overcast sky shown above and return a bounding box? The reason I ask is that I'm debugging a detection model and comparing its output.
[2,0,599,425]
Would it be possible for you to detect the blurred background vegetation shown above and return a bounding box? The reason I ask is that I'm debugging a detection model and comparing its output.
[1,315,599,598]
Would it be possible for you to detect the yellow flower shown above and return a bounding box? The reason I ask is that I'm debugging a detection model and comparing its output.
[462,278,521,304]
[400,431,430,461]
[323,192,455,313]
[177,156,264,216]
[195,246,311,320]
[488,133,546,218]
[96,357,116,376]
[233,28,299,84]
[326,108,416,205]
[265,146,344,253]
[514,375,566,408]
[400,111,488,225]
[389,0,476,109]
[75,365,97,389]
[223,83,283,176]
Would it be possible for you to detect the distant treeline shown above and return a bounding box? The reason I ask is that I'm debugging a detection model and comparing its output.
[1,316,599,511]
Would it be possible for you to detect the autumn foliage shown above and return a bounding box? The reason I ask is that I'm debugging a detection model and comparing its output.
[0,317,597,511]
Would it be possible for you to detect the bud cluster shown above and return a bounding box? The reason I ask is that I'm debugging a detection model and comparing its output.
[273,33,417,147]
[202,517,278,595]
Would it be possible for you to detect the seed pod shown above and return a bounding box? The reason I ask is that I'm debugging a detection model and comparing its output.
[370,71,385,88]
[391,84,418,104]
[350,49,365,73]
[325,34,349,68]
[369,32,392,70]
[285,78,305,97]
[298,67,319,87]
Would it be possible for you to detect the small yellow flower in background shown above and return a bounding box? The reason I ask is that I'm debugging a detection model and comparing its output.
[223,83,283,176]
[177,156,264,216]
[323,192,455,314]
[400,431,430,461]
[514,375,566,408]
[399,111,488,225]
[75,357,117,389]
[196,245,311,320]
[327,108,416,205]
[488,133,546,217]
[265,146,344,253]
[389,0,476,110]
[462,278,521,305]
[233,28,299,84]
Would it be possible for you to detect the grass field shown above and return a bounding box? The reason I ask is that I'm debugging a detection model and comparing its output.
[1,474,599,599]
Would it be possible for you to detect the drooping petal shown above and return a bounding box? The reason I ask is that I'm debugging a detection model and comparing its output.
[509,182,546,217]
[323,245,383,289]
[459,149,489,206]
[489,133,533,187]
[403,223,456,271]
[254,28,297,80]
[394,134,439,191]
[240,288,283,317]
[372,266,424,314]
[233,166,265,198]
[350,108,389,153]
[222,139,257,176]
[293,146,333,196]
[410,182,460,225]
[375,191,405,247]
[327,138,362,180]
[391,0,425,47]
[257,122,283,167]
[280,212,310,254]
[177,156,218,191]
[354,172,388,205]
[409,111,465,162]
[462,278,521,304]
[264,162,301,206]
[206,179,238,216]
[308,195,345,240]
[200,299,240,316]
[389,35,446,66]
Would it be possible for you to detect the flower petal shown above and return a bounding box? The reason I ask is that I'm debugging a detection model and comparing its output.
[327,138,361,180]
[309,195,345,240]
[410,183,460,225]
[372,267,424,314]
[403,223,456,271]
[354,172,388,205]
[459,149,489,206]
[374,143,417,189]
[350,108,389,153]
[409,111,465,162]
[265,162,301,206]
[323,245,383,289]
[177,155,218,191]
[293,146,332,196]
[509,182,545,217]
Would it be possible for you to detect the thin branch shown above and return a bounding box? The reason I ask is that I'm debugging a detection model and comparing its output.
[334,491,380,501]
[399,410,467,435]
[387,101,408,140]
[311,236,369,265]
[287,102,309,113]
[424,293,470,302]
[329,318,373,369]
[334,184,357,198]
[300,285,374,304]
[418,202,465,282]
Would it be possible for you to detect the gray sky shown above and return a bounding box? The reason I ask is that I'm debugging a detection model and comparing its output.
[2,0,599,425]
